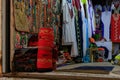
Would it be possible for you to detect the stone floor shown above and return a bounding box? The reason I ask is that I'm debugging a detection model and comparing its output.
[110,65,120,77]
[57,62,114,70]
[56,62,120,78]
[1,62,120,80]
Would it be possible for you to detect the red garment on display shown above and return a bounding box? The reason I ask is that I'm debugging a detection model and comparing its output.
[38,27,54,41]
[37,27,55,71]
[37,49,53,69]
[37,0,55,71]
[38,39,54,48]
[111,14,120,42]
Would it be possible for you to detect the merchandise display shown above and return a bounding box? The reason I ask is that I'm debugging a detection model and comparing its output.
[12,0,120,72]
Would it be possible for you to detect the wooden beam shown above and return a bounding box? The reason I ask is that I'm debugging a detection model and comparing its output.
[10,0,14,72]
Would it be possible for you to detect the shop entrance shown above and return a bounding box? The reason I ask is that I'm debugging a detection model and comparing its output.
[2,0,120,76]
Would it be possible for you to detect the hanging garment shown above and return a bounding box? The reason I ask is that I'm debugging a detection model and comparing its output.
[13,0,42,33]
[111,6,120,42]
[80,0,90,56]
[37,28,54,72]
[62,0,78,57]
[51,0,61,43]
[87,0,96,38]
[73,0,83,58]
[62,0,72,43]
[101,9,111,41]
[94,5,104,41]
[14,0,29,32]
[37,0,55,72]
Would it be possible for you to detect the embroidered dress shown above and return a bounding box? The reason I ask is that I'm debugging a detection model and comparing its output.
[74,0,83,58]
[13,0,42,33]
[87,0,96,38]
[111,7,120,42]
[62,0,72,43]
[62,0,78,57]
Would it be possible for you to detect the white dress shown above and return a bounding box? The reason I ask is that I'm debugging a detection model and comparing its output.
[101,11,111,41]
[87,0,96,38]
[62,0,78,57]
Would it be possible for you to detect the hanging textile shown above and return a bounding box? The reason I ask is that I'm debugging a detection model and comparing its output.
[101,5,111,41]
[73,0,83,58]
[94,5,104,41]
[37,0,55,72]
[87,0,96,38]
[51,0,61,43]
[111,2,120,42]
[14,31,28,48]
[62,0,79,57]
[13,0,42,33]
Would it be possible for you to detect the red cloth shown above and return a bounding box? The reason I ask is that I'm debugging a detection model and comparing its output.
[111,14,120,42]
[38,27,54,41]
[37,49,53,69]
[74,0,81,11]
[38,39,54,48]
[37,27,55,70]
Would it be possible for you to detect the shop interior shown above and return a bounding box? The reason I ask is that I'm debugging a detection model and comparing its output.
[10,0,120,73]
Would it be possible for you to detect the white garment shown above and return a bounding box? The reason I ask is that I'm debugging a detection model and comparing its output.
[101,11,111,41]
[62,0,78,57]
[87,0,96,38]
[62,0,72,43]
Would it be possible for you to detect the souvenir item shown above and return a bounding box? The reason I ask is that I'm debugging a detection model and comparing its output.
[28,34,38,47]
[13,0,42,33]
[111,4,120,42]
[14,31,28,48]
[13,48,37,72]
[37,0,55,72]
[38,27,54,41]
